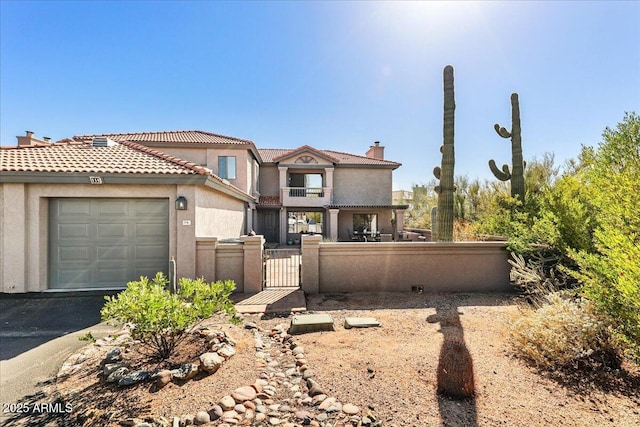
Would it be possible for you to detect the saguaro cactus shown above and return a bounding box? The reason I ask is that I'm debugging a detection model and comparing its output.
[489,93,525,202]
[433,65,456,242]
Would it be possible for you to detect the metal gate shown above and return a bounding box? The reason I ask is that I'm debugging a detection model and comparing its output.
[263,248,301,289]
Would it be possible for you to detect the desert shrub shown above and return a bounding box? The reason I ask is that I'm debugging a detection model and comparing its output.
[509,293,617,368]
[568,113,640,363]
[436,337,475,399]
[101,273,239,360]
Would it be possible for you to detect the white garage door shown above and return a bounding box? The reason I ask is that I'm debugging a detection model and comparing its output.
[49,198,169,289]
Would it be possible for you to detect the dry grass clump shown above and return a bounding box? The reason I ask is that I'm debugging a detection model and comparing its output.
[509,293,616,368]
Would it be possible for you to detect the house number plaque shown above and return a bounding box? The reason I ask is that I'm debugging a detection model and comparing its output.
[89,176,103,184]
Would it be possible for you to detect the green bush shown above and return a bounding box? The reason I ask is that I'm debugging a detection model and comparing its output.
[101,273,240,360]
[509,293,616,368]
[569,112,640,363]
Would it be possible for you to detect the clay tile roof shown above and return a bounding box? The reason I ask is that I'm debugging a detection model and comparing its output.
[272,145,341,163]
[258,196,281,207]
[258,148,400,167]
[73,130,254,145]
[0,140,211,176]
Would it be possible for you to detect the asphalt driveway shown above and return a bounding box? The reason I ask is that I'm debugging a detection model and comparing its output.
[0,291,121,408]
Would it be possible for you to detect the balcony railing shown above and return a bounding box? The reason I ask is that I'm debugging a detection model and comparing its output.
[281,187,332,207]
[289,187,324,198]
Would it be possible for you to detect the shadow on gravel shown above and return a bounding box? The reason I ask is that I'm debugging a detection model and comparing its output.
[2,375,149,427]
[428,306,478,427]
[543,361,640,404]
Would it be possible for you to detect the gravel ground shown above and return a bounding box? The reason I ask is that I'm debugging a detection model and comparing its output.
[5,292,639,427]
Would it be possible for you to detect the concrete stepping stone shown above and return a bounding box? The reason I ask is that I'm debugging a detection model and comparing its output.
[344,317,381,329]
[289,313,334,334]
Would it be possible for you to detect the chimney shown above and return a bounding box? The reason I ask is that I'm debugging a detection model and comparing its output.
[43,136,51,142]
[17,131,50,147]
[365,141,385,160]
[17,130,37,147]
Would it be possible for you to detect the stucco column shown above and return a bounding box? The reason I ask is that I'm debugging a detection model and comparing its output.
[176,185,197,280]
[278,166,288,190]
[195,237,217,282]
[280,207,287,244]
[395,209,405,240]
[325,167,334,203]
[241,234,264,293]
[1,184,26,292]
[328,208,340,241]
[301,234,322,294]
[246,202,255,233]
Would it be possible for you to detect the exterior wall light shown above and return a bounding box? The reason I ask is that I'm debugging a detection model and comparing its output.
[175,196,188,210]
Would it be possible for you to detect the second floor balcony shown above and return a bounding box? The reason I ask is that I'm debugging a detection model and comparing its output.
[281,187,332,207]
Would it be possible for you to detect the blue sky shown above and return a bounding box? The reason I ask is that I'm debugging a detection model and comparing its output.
[1,1,638,190]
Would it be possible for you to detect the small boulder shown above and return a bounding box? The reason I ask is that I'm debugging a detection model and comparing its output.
[232,385,257,402]
[153,370,173,388]
[219,395,236,411]
[105,347,122,363]
[217,344,236,359]
[199,352,224,374]
[193,411,210,425]
[106,367,129,383]
[118,370,151,386]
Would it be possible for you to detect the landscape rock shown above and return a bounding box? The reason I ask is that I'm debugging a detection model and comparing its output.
[119,370,151,386]
[232,385,257,402]
[106,367,129,383]
[193,411,210,425]
[199,352,224,374]
[217,344,236,359]
[219,395,236,411]
[153,370,173,388]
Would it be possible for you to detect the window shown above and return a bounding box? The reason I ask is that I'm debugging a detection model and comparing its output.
[218,156,236,180]
[353,214,378,233]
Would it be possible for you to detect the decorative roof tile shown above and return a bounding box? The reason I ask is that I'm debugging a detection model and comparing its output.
[1,140,210,176]
[258,148,400,167]
[258,196,281,207]
[73,130,254,145]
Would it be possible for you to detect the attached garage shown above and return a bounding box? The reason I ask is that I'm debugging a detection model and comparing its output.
[48,198,169,289]
[1,136,256,293]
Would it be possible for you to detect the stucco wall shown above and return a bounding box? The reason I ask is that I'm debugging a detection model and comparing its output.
[0,181,248,293]
[195,186,246,238]
[155,147,207,166]
[206,148,253,194]
[215,244,245,291]
[259,164,280,197]
[301,237,511,293]
[332,168,392,205]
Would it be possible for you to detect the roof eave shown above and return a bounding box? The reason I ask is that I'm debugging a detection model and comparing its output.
[0,171,206,185]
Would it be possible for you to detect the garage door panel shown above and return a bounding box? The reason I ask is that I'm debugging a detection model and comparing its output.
[49,198,169,289]
[58,223,91,239]
[97,223,129,239]
[98,200,129,216]
[135,200,168,216]
[97,245,129,260]
[58,246,91,262]
[58,200,91,216]
[57,269,91,288]
[136,223,167,238]
[136,244,167,260]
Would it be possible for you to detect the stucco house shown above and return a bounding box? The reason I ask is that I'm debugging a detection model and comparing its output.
[256,142,406,244]
[0,130,406,293]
